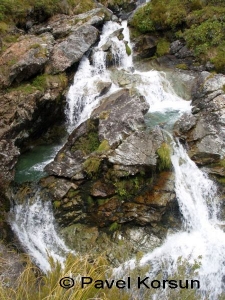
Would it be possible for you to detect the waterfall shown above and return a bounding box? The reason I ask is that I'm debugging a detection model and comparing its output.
[11,16,225,299]
[137,141,225,299]
[10,194,73,273]
[66,20,133,131]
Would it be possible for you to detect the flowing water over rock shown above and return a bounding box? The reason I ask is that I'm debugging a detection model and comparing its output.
[11,18,225,299]
[10,194,73,273]
[138,141,225,299]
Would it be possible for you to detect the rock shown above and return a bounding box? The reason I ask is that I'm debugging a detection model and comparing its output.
[132,35,158,59]
[91,89,149,146]
[109,128,163,167]
[46,25,99,74]
[90,180,115,198]
[100,28,124,51]
[0,33,54,88]
[30,8,112,39]
[170,40,185,55]
[60,223,161,266]
[174,72,225,165]
[0,74,67,184]
[110,69,142,88]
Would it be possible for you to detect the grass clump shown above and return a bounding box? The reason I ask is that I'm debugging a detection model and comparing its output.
[156,143,171,171]
[83,157,101,177]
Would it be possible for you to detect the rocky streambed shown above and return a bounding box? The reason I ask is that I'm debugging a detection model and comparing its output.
[1,1,225,283]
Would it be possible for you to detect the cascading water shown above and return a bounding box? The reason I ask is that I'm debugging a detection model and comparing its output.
[11,16,225,299]
[137,141,225,300]
[10,194,73,273]
[66,20,133,131]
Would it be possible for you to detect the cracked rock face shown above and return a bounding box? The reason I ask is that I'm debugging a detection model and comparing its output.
[174,72,225,165]
[46,25,99,74]
[42,88,175,229]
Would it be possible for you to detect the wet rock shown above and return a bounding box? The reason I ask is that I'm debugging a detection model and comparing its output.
[90,180,115,198]
[174,72,225,165]
[91,89,149,146]
[60,223,161,266]
[46,25,99,74]
[110,69,142,88]
[132,35,158,59]
[135,171,175,207]
[109,128,163,167]
[0,74,67,183]
[170,40,185,55]
[0,33,54,88]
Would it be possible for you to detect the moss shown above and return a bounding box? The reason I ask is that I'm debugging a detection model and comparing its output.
[109,221,120,232]
[125,43,131,56]
[99,110,110,120]
[67,189,79,199]
[0,0,96,27]
[156,38,170,57]
[7,73,68,94]
[114,176,145,200]
[53,200,61,209]
[176,63,189,70]
[156,143,172,171]
[30,43,41,49]
[83,157,101,177]
[72,131,100,155]
[97,140,110,152]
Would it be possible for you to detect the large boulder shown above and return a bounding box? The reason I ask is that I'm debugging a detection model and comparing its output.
[46,24,99,74]
[43,88,174,229]
[0,33,54,88]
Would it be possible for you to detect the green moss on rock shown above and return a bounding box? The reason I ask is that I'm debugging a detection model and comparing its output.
[83,157,101,177]
[157,143,172,171]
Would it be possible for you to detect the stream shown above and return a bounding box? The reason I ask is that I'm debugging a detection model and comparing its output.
[11,18,225,299]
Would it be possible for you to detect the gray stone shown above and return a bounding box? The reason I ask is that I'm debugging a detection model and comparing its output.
[46,25,99,73]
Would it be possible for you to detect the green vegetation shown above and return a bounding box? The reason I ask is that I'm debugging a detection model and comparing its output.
[0,0,96,28]
[0,246,210,300]
[83,157,101,177]
[156,38,170,57]
[53,200,61,209]
[109,221,120,232]
[125,43,131,56]
[130,0,225,72]
[176,63,189,70]
[97,139,110,152]
[8,73,68,94]
[156,143,172,171]
[114,176,144,200]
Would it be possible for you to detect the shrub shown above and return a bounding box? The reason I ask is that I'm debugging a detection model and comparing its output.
[156,38,170,57]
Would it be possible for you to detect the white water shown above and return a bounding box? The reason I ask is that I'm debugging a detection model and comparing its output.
[11,18,225,298]
[10,195,73,273]
[136,141,225,299]
[66,20,133,131]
